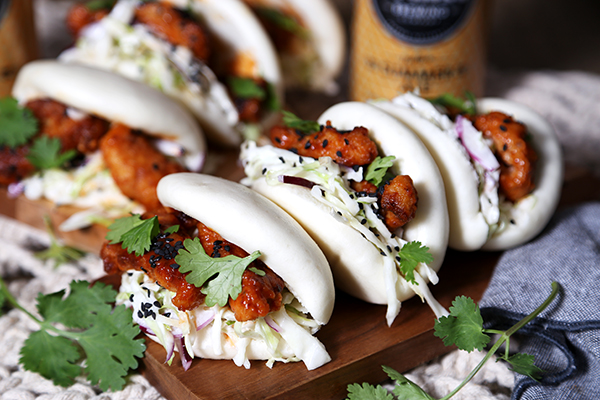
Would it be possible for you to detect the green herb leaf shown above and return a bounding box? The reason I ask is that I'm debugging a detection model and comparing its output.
[164,225,180,235]
[106,214,159,256]
[502,353,544,381]
[282,110,320,134]
[397,241,433,284]
[429,92,477,115]
[228,77,266,100]
[265,81,281,111]
[249,267,266,276]
[254,7,307,37]
[385,365,435,400]
[434,295,490,352]
[18,280,145,391]
[346,383,394,400]
[0,97,38,147]
[35,215,85,268]
[365,156,396,186]
[175,237,262,307]
[27,136,77,170]
[85,0,116,11]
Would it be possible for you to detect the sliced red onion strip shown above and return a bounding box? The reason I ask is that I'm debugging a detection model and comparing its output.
[456,115,500,172]
[174,336,193,371]
[264,315,281,333]
[279,175,316,189]
[7,182,24,198]
[196,312,215,331]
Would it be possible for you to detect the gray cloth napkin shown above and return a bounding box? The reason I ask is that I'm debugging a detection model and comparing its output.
[479,202,600,400]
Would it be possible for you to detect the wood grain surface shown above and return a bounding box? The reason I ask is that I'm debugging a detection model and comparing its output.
[1,160,598,399]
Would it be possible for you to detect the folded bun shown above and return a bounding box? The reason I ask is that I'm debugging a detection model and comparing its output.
[157,173,334,325]
[12,60,206,171]
[374,94,563,251]
[242,102,449,325]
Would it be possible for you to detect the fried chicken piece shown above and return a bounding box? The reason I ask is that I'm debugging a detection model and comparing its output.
[134,2,211,62]
[350,176,418,231]
[26,99,110,154]
[196,222,285,322]
[101,230,206,311]
[99,123,186,211]
[0,145,35,185]
[378,175,418,231]
[270,122,379,167]
[66,3,110,37]
[472,112,537,202]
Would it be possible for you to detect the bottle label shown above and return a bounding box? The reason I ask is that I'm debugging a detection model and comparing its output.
[372,0,476,45]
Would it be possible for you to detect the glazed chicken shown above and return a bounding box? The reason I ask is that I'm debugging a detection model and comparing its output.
[101,210,286,322]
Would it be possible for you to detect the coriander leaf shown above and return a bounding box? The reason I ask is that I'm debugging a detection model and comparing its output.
[501,353,544,381]
[18,280,145,391]
[365,156,396,186]
[164,225,180,235]
[85,0,116,11]
[254,7,307,37]
[106,214,159,256]
[397,241,433,284]
[282,110,320,134]
[77,303,146,391]
[429,92,477,115]
[27,136,77,170]
[228,76,266,100]
[175,237,262,307]
[35,215,85,268]
[346,382,394,400]
[382,365,434,400]
[265,81,281,111]
[434,295,490,352]
[20,330,82,387]
[0,97,38,147]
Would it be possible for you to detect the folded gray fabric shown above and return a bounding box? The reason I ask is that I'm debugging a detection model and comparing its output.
[479,202,600,400]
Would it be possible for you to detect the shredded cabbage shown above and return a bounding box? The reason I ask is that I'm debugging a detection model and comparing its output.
[240,140,444,325]
[117,269,328,370]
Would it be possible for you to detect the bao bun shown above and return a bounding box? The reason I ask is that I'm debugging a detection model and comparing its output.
[248,102,449,306]
[374,97,563,251]
[156,173,335,325]
[12,60,206,171]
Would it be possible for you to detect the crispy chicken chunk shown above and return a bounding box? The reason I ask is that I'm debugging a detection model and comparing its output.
[472,112,537,202]
[270,122,379,167]
[26,99,110,154]
[134,2,211,62]
[99,123,186,211]
[66,3,110,37]
[0,146,35,185]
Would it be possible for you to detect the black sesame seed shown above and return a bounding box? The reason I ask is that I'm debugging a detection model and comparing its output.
[394,246,400,251]
[154,301,161,308]
[304,141,311,150]
[361,219,367,225]
[279,156,285,163]
[510,219,516,224]
[322,139,328,148]
[344,138,349,145]
[152,163,159,171]
[289,147,298,154]
[214,240,223,246]
[503,144,508,151]
[386,245,392,253]
[262,168,267,175]
[138,310,144,318]
[129,294,134,302]
[396,256,401,261]
[336,151,343,158]
[503,118,511,124]
[380,250,386,256]
[224,245,231,252]
[170,263,179,269]
[274,137,281,144]
[337,211,342,216]
[500,125,507,131]
[299,156,304,164]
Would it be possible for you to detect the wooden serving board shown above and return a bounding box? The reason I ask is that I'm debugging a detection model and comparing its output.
[1,159,599,399]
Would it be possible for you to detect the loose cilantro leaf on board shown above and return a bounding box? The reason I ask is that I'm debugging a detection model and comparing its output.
[27,136,77,170]
[106,214,159,256]
[228,76,266,100]
[397,241,433,284]
[0,278,146,391]
[282,110,320,134]
[434,296,490,352]
[35,216,85,268]
[365,156,396,186]
[502,353,544,381]
[345,282,560,400]
[0,97,38,147]
[175,237,262,307]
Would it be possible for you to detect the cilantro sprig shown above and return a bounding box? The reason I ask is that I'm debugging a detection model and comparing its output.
[176,237,262,307]
[397,241,433,284]
[282,110,320,134]
[27,135,78,171]
[34,216,85,268]
[0,97,38,147]
[106,214,159,256]
[227,77,280,111]
[254,7,308,38]
[428,91,478,116]
[346,282,560,400]
[0,278,146,391]
[365,156,396,186]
